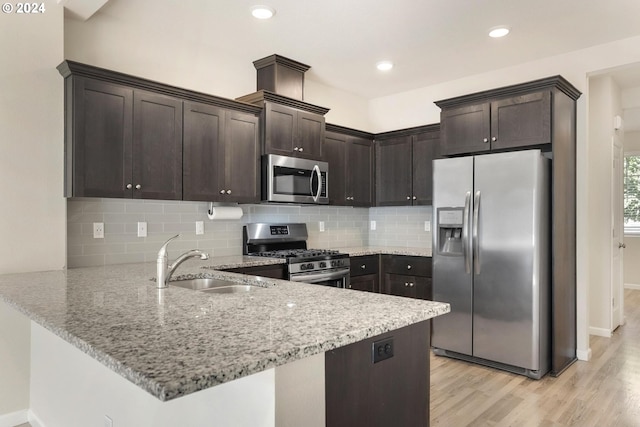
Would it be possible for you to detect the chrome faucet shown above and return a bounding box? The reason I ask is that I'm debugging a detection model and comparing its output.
[156,234,209,288]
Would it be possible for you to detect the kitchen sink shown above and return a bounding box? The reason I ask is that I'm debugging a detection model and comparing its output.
[170,278,260,293]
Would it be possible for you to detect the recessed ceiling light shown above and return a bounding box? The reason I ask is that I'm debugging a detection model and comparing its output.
[489,26,510,38]
[376,61,394,71]
[251,5,275,19]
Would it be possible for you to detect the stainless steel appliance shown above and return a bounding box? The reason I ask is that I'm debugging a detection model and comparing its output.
[263,154,328,204]
[243,223,350,287]
[431,149,550,379]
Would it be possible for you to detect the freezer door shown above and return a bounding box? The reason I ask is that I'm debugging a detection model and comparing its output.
[432,156,474,355]
[472,150,550,371]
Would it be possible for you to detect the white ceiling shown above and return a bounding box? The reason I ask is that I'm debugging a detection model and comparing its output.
[73,0,640,100]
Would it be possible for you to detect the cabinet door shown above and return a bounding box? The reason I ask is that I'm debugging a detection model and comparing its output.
[265,103,296,156]
[415,277,433,300]
[224,111,260,203]
[324,131,347,205]
[297,111,324,159]
[347,136,374,207]
[412,130,439,205]
[183,101,225,201]
[348,274,378,293]
[72,77,133,198]
[441,102,491,155]
[490,91,551,150]
[132,90,183,200]
[375,136,412,206]
[383,273,417,298]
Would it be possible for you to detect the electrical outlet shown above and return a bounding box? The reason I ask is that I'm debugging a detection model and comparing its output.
[137,221,147,237]
[319,221,325,232]
[424,220,431,232]
[370,220,376,231]
[93,222,104,239]
[195,221,204,235]
[372,337,394,363]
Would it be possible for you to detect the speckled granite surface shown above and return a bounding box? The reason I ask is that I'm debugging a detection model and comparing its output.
[339,246,432,257]
[0,256,448,402]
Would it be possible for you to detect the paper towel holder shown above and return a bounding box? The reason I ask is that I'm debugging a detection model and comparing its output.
[207,202,244,220]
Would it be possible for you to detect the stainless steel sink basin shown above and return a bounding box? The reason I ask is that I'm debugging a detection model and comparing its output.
[170,278,260,293]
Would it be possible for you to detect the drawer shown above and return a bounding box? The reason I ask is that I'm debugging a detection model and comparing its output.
[350,255,379,277]
[382,255,431,277]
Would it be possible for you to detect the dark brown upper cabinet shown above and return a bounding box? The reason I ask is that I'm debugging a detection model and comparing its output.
[375,125,440,206]
[183,102,260,203]
[437,82,568,156]
[58,60,261,201]
[324,125,374,207]
[236,91,329,161]
[64,76,182,199]
[264,103,324,159]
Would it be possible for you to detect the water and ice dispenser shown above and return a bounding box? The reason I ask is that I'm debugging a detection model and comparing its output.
[436,208,464,255]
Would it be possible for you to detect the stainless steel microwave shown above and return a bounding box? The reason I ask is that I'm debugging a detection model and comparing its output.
[263,154,328,204]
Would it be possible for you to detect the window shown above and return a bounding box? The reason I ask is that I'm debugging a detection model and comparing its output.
[624,154,640,234]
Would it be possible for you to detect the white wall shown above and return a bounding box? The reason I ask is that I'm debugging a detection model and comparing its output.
[0,0,65,419]
[63,15,372,132]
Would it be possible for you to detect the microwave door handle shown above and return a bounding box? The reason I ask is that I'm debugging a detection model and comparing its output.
[311,164,321,202]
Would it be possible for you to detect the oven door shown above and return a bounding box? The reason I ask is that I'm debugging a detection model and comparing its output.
[288,267,350,288]
[264,154,328,204]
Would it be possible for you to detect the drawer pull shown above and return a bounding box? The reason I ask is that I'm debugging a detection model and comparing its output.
[407,265,412,270]
[361,264,366,269]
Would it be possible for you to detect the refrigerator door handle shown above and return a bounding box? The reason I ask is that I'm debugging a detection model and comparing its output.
[473,190,481,275]
[463,191,472,274]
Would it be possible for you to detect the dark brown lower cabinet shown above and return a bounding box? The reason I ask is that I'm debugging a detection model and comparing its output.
[325,320,431,427]
[348,255,379,292]
[221,264,286,279]
[381,255,433,300]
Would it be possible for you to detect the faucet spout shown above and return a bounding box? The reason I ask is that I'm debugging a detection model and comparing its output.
[156,235,209,288]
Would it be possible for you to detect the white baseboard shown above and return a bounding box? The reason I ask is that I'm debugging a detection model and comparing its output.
[576,347,592,361]
[0,410,28,427]
[589,327,612,337]
[28,410,46,427]
[624,283,640,290]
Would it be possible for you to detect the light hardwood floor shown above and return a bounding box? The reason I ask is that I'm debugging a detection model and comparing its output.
[430,288,640,427]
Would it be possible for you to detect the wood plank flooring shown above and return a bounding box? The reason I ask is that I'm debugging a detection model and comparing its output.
[430,288,640,427]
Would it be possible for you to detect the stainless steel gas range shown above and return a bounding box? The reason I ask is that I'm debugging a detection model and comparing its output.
[243,223,350,288]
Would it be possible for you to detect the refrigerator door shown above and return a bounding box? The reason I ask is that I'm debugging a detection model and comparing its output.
[432,156,474,355]
[472,150,549,371]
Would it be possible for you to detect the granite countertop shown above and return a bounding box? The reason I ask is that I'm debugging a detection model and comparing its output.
[339,246,432,257]
[0,255,448,402]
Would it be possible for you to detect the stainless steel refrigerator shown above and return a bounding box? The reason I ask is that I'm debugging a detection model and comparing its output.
[431,149,550,379]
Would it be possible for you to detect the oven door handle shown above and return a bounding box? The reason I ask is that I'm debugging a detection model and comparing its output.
[289,268,349,283]
[311,164,322,203]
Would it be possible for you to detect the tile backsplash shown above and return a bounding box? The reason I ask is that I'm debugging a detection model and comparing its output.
[67,198,432,268]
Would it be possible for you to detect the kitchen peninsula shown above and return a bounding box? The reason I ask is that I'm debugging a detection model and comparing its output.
[0,255,448,427]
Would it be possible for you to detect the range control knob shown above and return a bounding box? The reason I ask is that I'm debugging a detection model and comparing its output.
[319,261,327,268]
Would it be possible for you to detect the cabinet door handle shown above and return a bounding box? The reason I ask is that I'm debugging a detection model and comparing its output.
[226,190,232,195]
[492,136,497,142]
[126,184,132,189]
[412,196,417,200]
[483,138,489,143]
[220,190,225,194]
[407,265,412,270]
[294,147,299,151]
[406,196,411,200]
[409,282,415,287]
[299,147,304,152]
[360,264,366,269]
[135,184,141,190]
[404,282,409,287]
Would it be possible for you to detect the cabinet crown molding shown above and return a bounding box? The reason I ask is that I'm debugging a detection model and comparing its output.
[57,60,262,115]
[236,90,330,115]
[435,75,581,109]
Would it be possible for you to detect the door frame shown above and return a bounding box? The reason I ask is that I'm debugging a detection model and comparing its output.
[611,135,625,331]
